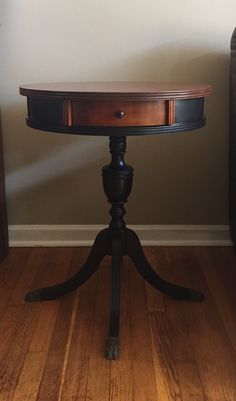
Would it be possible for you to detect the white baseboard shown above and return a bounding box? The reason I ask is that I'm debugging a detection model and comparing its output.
[8,224,232,247]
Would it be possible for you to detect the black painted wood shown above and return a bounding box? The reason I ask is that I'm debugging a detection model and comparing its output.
[230,28,236,244]
[25,117,206,136]
[103,137,132,359]
[25,228,108,301]
[24,97,205,136]
[105,235,122,360]
[126,228,203,301]
[27,97,64,126]
[25,136,204,359]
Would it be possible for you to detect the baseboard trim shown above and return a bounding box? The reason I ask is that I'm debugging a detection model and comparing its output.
[8,224,232,247]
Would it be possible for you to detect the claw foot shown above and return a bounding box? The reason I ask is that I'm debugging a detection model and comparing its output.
[25,288,60,302]
[25,289,44,302]
[105,337,120,360]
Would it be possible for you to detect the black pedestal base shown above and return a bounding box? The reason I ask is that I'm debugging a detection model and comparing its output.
[25,136,204,360]
[25,227,204,359]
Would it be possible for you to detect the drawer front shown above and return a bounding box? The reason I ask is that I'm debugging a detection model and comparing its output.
[70,100,169,127]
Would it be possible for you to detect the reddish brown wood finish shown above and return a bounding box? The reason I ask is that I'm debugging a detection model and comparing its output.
[71,100,168,127]
[20,82,211,133]
[168,99,175,125]
[19,82,212,101]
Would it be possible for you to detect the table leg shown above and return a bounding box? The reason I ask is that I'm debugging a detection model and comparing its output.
[102,136,131,359]
[105,234,123,360]
[126,228,204,301]
[25,229,109,302]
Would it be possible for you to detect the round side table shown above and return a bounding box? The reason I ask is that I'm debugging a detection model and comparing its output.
[20,82,211,359]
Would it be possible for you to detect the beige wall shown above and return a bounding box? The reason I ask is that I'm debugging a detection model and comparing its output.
[0,1,234,225]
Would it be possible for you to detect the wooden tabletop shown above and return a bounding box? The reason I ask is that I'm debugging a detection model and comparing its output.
[20,81,212,135]
[19,81,212,101]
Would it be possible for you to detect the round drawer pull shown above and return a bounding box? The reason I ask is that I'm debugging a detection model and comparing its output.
[115,111,124,119]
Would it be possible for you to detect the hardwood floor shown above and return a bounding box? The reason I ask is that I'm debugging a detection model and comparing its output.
[0,246,235,401]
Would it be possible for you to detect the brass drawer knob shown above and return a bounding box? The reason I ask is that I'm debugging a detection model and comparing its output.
[115,111,124,119]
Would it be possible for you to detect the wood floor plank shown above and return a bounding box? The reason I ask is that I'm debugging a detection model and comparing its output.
[25,248,76,355]
[144,247,165,313]
[84,257,111,401]
[128,257,158,401]
[0,304,40,399]
[0,392,9,401]
[8,249,47,305]
[0,305,22,359]
[10,352,46,401]
[35,294,76,401]
[59,249,99,401]
[30,248,74,290]
[109,257,133,401]
[0,246,235,401]
[152,247,194,362]
[176,361,207,401]
[31,244,78,401]
[0,249,30,307]
[150,312,183,401]
[197,247,236,354]
[164,247,236,401]
[29,302,59,353]
[0,305,26,401]
[58,291,80,401]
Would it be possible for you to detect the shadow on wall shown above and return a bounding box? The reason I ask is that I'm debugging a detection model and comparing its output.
[3,103,108,224]
[3,44,229,224]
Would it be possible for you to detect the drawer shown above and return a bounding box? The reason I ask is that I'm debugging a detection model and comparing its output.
[69,100,169,127]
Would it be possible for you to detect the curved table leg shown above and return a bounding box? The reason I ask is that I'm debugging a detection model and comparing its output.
[126,228,204,301]
[105,235,122,360]
[25,229,109,302]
